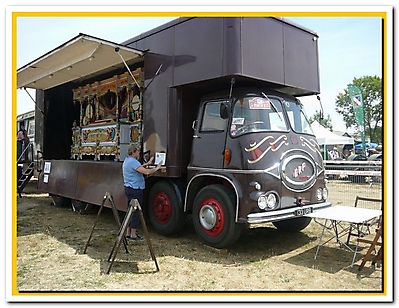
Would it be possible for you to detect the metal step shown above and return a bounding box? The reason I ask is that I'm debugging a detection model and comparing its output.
[17,162,35,196]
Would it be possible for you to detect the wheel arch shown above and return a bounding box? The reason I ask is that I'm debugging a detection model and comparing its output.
[185,172,242,219]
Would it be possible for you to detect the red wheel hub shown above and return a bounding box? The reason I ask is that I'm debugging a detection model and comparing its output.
[198,198,225,236]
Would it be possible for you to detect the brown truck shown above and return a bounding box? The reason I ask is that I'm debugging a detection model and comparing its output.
[17,17,331,248]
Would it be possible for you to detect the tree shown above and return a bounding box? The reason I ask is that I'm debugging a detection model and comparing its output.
[308,112,333,131]
[335,76,382,143]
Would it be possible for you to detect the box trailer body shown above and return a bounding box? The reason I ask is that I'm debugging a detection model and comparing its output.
[17,17,331,248]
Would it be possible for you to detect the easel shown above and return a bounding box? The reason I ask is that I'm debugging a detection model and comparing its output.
[107,199,159,274]
[83,192,159,274]
[83,192,129,255]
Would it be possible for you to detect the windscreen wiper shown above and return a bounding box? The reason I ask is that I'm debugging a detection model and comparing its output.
[261,92,283,122]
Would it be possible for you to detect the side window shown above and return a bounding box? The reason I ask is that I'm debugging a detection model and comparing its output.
[27,119,35,137]
[200,101,227,132]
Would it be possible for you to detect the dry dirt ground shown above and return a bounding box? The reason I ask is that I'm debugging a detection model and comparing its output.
[14,180,387,301]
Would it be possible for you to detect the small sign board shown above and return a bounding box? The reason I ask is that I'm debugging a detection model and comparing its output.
[44,162,51,174]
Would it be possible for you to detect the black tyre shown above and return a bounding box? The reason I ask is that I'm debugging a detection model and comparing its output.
[51,194,70,207]
[192,184,242,248]
[71,199,88,212]
[148,181,187,235]
[272,217,312,232]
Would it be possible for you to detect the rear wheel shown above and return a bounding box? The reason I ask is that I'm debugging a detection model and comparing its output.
[192,184,242,248]
[272,217,312,232]
[148,181,187,235]
[71,199,88,212]
[51,195,70,207]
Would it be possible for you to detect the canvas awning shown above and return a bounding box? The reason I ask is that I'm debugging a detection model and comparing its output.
[17,33,144,91]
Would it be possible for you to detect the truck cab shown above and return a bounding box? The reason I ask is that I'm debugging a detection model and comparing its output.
[186,87,329,248]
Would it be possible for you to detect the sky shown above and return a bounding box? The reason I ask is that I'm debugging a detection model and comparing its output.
[14,12,385,135]
[288,16,382,133]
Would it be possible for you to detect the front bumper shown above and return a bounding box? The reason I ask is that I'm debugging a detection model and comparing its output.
[246,201,331,224]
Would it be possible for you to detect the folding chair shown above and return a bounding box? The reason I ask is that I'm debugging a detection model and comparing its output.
[350,218,382,270]
[346,196,382,245]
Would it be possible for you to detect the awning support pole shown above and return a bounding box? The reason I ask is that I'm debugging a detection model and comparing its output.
[23,87,45,118]
[115,47,141,90]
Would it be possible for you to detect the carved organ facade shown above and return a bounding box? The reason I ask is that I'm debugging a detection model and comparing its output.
[71,68,143,161]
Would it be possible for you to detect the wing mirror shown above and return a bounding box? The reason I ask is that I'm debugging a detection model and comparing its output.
[220,101,230,119]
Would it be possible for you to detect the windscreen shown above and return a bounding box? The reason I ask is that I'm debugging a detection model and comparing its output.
[284,99,313,134]
[230,95,314,137]
[230,96,287,137]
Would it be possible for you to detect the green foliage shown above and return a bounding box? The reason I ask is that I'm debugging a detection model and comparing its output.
[335,76,382,143]
[308,112,333,131]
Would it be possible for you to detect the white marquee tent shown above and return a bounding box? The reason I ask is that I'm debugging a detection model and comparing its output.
[311,122,354,146]
[311,122,354,160]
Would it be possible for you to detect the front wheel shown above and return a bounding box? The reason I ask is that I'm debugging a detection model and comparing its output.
[148,181,187,235]
[272,217,312,232]
[192,184,242,248]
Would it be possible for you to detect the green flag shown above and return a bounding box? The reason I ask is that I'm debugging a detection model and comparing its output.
[348,84,366,154]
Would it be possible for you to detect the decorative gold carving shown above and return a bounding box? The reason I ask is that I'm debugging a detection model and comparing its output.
[71,68,144,161]
[130,124,142,143]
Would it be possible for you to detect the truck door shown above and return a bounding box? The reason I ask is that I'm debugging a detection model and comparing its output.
[190,100,228,169]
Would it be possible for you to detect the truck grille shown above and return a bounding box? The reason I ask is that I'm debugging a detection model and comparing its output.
[281,150,318,192]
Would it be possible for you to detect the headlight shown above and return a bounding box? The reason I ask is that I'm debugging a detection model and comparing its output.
[316,188,323,201]
[266,193,278,209]
[258,192,278,210]
[258,195,267,210]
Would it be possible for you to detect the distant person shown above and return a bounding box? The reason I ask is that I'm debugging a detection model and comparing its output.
[368,148,378,157]
[17,123,28,160]
[122,143,162,242]
[329,147,340,160]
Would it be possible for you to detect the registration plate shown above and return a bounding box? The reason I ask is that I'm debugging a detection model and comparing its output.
[294,207,313,216]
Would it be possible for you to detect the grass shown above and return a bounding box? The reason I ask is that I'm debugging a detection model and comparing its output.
[14,181,386,300]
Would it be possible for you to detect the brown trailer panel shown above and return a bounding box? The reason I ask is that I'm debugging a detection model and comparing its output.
[126,17,320,95]
[38,160,127,211]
